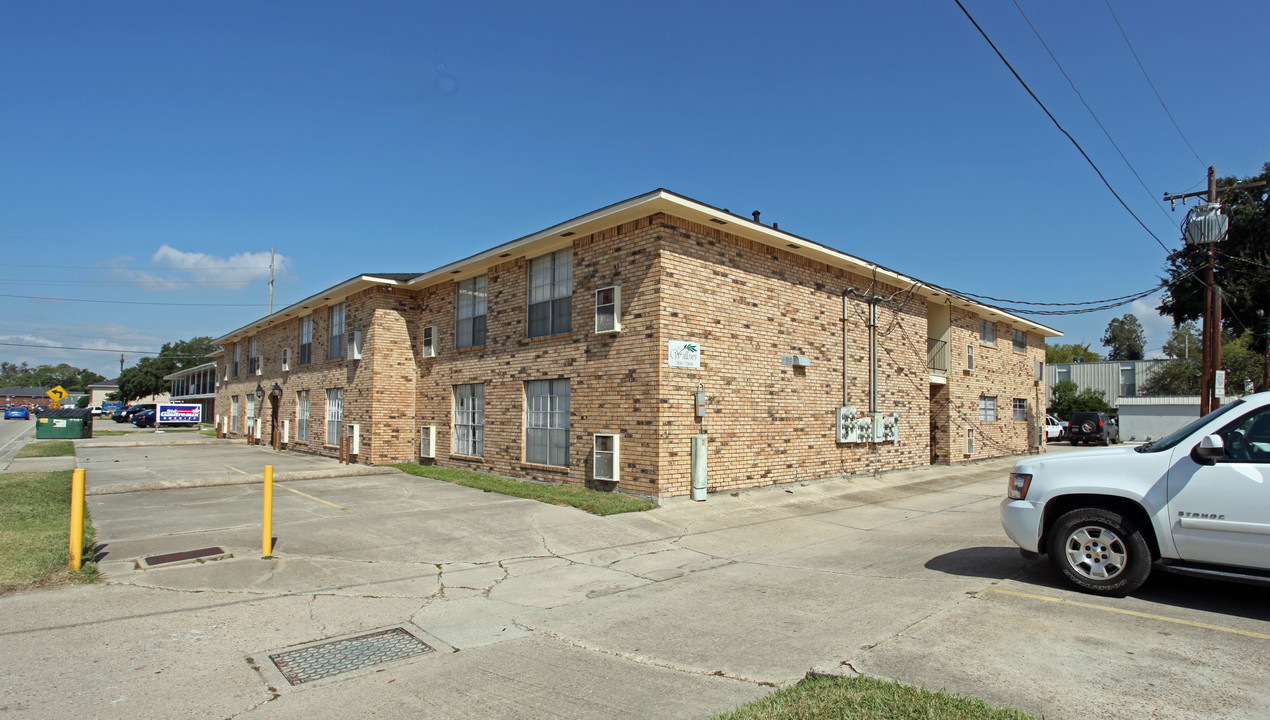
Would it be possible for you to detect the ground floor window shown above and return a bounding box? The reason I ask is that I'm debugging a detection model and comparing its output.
[526,379,569,466]
[1013,398,1027,422]
[297,390,310,442]
[231,396,240,433]
[246,395,256,436]
[326,388,344,446]
[453,383,485,457]
[979,396,997,422]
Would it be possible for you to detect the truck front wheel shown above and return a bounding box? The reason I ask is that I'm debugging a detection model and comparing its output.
[1048,508,1151,596]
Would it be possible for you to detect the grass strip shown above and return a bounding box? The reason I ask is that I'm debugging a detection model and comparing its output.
[15,440,76,458]
[712,676,1041,720]
[0,470,98,593]
[389,464,656,516]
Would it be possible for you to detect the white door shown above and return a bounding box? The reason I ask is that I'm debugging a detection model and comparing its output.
[1166,405,1270,569]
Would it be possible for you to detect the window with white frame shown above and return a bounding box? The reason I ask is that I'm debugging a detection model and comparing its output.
[422,325,437,357]
[248,336,258,375]
[296,390,310,442]
[455,276,487,348]
[231,396,240,432]
[326,388,344,445]
[528,248,573,337]
[1057,366,1071,382]
[1012,329,1026,353]
[979,319,996,346]
[233,342,241,377]
[526,379,570,466]
[1013,398,1027,422]
[453,384,485,457]
[979,395,997,422]
[328,303,345,360]
[966,427,975,455]
[299,315,313,365]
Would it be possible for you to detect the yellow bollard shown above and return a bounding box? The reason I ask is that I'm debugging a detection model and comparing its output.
[69,469,85,571]
[262,465,274,558]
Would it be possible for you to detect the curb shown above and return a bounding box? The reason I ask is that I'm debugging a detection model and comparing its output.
[85,465,403,495]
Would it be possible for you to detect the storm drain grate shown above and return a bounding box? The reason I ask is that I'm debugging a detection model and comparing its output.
[144,546,226,566]
[269,628,434,685]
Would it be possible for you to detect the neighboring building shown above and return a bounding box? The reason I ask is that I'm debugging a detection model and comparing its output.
[1,386,52,410]
[1117,395,1240,442]
[1045,359,1168,409]
[214,189,1060,499]
[164,362,218,422]
[86,380,119,408]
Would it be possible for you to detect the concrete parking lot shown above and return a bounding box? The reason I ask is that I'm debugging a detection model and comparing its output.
[1,437,1268,719]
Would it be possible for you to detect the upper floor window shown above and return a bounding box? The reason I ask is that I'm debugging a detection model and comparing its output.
[248,336,258,375]
[528,248,572,337]
[299,315,313,365]
[328,303,345,360]
[1012,329,1026,353]
[456,275,487,348]
[233,342,241,377]
[979,319,996,346]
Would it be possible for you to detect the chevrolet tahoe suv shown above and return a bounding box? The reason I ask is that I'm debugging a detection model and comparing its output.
[1001,392,1270,596]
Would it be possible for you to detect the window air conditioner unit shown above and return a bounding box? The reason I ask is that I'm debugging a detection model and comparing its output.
[348,330,363,360]
[420,425,436,459]
[282,348,291,372]
[1035,361,1044,382]
[593,434,619,482]
[966,427,975,455]
[255,358,263,376]
[595,286,622,333]
[281,419,290,446]
[345,423,360,455]
[965,344,975,372]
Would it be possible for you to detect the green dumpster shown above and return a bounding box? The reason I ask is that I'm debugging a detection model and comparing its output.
[35,407,94,439]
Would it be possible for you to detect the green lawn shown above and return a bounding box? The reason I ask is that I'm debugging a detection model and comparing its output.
[15,440,76,458]
[712,676,1041,720]
[0,470,98,593]
[389,464,656,516]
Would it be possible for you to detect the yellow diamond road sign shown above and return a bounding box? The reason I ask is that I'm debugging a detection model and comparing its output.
[46,386,68,402]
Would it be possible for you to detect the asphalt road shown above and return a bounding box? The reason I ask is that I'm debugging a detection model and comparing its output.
[2,439,1268,719]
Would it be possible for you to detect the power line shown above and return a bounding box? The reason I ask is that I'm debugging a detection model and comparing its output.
[1011,0,1174,224]
[0,278,266,287]
[952,0,1172,254]
[1103,0,1205,168]
[955,280,1171,307]
[0,293,272,307]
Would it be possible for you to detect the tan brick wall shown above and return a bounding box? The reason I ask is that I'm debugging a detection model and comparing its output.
[215,210,1043,498]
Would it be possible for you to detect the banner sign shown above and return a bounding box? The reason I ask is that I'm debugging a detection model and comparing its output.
[102,401,123,413]
[157,403,203,424]
[668,341,701,369]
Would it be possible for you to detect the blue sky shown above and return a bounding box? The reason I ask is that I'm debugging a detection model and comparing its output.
[3,1,1268,380]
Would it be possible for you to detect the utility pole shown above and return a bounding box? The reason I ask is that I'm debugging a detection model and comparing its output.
[1164,166,1268,414]
[120,354,125,376]
[269,246,275,315]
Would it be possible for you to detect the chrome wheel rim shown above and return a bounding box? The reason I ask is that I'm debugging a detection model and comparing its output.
[1063,525,1127,581]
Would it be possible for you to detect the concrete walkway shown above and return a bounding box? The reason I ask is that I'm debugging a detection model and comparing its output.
[1,440,1267,720]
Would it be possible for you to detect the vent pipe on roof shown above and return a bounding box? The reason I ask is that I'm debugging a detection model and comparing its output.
[752,210,761,223]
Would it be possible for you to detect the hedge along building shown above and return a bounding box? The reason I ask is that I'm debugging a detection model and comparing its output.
[213,189,1060,499]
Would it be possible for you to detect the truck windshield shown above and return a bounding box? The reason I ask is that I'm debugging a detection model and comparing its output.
[1138,399,1244,453]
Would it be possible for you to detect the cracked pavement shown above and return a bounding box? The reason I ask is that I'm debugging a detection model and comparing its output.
[3,442,1269,719]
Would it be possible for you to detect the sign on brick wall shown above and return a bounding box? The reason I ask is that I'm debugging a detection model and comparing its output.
[668,341,701,369]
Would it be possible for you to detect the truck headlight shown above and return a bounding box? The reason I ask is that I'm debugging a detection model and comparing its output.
[1008,472,1032,500]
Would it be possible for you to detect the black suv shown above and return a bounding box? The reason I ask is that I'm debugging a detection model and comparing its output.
[1067,411,1119,445]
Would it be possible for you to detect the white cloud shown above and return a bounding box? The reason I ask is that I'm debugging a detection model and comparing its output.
[100,246,291,292]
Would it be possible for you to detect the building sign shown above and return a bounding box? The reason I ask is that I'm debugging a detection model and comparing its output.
[157,403,203,424]
[102,401,123,413]
[668,341,701,369]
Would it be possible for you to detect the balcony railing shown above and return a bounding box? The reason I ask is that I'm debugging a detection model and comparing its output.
[928,338,949,374]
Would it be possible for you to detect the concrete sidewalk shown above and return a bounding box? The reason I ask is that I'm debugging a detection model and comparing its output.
[2,443,1268,720]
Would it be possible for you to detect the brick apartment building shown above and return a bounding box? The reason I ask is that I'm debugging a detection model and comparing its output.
[213,189,1060,499]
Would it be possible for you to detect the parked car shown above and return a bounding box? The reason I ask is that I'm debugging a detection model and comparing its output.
[90,406,109,417]
[1044,414,1065,441]
[1067,411,1118,445]
[113,403,156,423]
[1002,391,1270,596]
[131,408,157,428]
[4,406,31,420]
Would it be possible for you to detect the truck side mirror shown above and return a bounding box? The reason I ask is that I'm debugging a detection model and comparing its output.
[1191,434,1225,466]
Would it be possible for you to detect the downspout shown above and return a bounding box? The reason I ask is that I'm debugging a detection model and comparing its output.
[869,297,878,416]
[842,294,850,406]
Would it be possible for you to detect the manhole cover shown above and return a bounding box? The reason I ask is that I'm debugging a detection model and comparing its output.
[270,628,434,685]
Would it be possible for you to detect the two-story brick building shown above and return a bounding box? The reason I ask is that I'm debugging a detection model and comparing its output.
[214,189,1060,499]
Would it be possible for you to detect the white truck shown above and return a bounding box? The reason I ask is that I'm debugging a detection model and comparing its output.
[1001,392,1270,596]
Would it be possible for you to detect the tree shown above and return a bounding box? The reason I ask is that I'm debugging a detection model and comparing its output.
[1158,162,1270,357]
[115,336,218,403]
[0,361,105,392]
[1141,330,1263,396]
[1049,379,1112,419]
[1046,343,1102,364]
[1101,314,1145,361]
[1161,322,1200,359]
